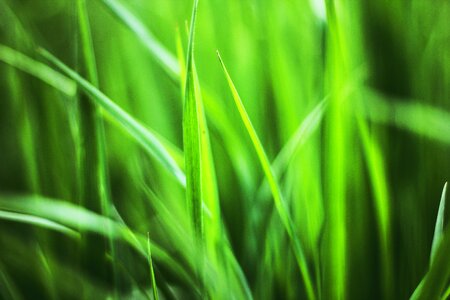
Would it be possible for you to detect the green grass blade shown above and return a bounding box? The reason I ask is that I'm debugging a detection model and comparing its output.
[217,51,316,300]
[431,182,447,266]
[37,48,186,186]
[0,44,76,96]
[98,0,179,80]
[0,194,195,287]
[147,233,159,300]
[0,210,78,237]
[411,225,450,300]
[410,183,450,300]
[183,0,202,239]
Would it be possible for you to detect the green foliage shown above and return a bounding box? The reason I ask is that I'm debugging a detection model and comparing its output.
[0,0,449,299]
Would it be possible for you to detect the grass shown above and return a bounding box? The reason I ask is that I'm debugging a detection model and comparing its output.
[0,0,449,299]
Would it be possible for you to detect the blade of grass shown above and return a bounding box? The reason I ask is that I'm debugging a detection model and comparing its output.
[0,44,76,96]
[217,51,316,300]
[147,232,159,300]
[431,182,447,265]
[183,0,202,240]
[0,194,197,288]
[410,182,449,300]
[176,5,222,263]
[37,48,186,186]
[0,210,78,237]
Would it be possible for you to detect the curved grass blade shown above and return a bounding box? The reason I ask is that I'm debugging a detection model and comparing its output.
[0,210,78,237]
[0,44,76,96]
[0,194,198,289]
[217,51,316,300]
[0,196,162,265]
[99,0,179,80]
[37,48,186,186]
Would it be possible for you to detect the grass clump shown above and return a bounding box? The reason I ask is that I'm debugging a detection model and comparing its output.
[0,0,449,299]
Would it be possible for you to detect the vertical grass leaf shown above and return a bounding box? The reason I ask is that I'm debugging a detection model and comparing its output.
[217,51,316,300]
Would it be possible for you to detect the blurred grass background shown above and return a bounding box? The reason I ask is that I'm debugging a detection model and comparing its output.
[0,0,449,299]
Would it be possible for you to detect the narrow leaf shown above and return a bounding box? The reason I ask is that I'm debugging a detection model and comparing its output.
[431,182,447,265]
[217,51,316,300]
[0,44,76,96]
[0,210,78,237]
[183,0,202,239]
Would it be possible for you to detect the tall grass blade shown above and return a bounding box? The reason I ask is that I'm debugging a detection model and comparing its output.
[183,0,203,240]
[217,51,316,300]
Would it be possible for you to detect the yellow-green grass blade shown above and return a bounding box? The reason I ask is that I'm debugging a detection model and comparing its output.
[217,51,316,300]
[38,48,186,186]
[183,0,203,240]
[0,44,76,96]
[410,221,450,300]
[431,182,447,265]
[98,0,180,80]
[147,233,159,300]
[175,6,221,263]
[410,182,449,300]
